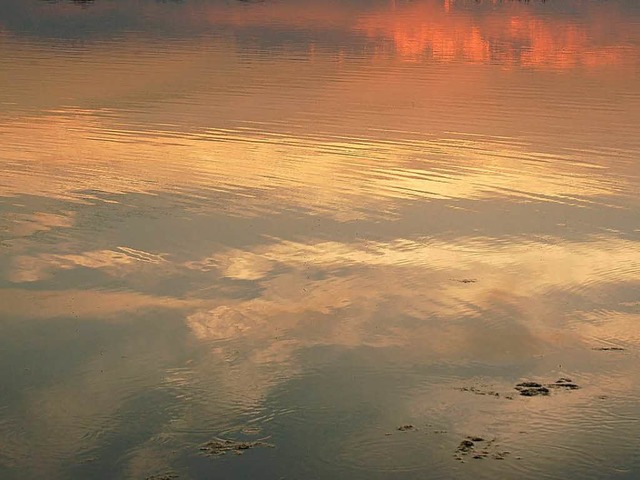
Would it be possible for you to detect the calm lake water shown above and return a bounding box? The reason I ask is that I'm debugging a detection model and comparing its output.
[1,0,640,478]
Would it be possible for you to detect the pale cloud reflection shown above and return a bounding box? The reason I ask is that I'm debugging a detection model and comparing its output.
[187,235,640,364]
[186,252,274,281]
[1,211,75,238]
[205,236,640,294]
[0,288,195,319]
[8,247,168,283]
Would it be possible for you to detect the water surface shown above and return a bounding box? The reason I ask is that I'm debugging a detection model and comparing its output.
[1,1,640,479]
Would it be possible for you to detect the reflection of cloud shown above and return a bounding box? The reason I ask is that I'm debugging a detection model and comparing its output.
[201,236,640,294]
[1,211,75,238]
[186,251,274,280]
[355,3,636,68]
[0,288,195,319]
[357,4,491,62]
[8,247,167,283]
[187,235,640,365]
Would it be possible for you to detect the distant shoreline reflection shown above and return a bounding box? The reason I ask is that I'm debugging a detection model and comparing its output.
[0,0,636,70]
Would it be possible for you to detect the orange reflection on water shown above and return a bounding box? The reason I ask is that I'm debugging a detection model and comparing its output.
[7,0,638,70]
[508,14,627,69]
[356,3,491,62]
[355,1,636,68]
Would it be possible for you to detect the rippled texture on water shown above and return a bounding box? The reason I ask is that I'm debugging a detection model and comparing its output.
[1,1,640,479]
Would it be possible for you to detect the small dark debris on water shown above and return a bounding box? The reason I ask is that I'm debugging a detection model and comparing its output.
[461,379,579,399]
[515,382,550,396]
[452,278,477,284]
[547,378,580,390]
[397,424,416,431]
[457,439,475,453]
[515,378,581,396]
[492,451,511,460]
[517,381,543,388]
[200,438,274,456]
[457,386,500,397]
[593,347,625,351]
[455,436,510,462]
[145,475,178,480]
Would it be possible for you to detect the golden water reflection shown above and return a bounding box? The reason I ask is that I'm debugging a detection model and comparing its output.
[0,111,635,222]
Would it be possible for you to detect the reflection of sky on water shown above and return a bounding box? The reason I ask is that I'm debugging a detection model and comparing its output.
[2,178,639,478]
[1,1,640,479]
[0,108,637,216]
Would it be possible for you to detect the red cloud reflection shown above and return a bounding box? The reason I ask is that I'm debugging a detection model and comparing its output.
[9,0,640,70]
[355,1,636,68]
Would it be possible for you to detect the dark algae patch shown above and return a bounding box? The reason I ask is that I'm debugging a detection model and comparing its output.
[458,378,581,398]
[547,377,580,390]
[515,382,550,396]
[457,439,475,454]
[200,438,275,456]
[454,436,511,462]
[457,385,503,398]
[516,378,581,396]
[397,424,416,431]
[452,377,584,464]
